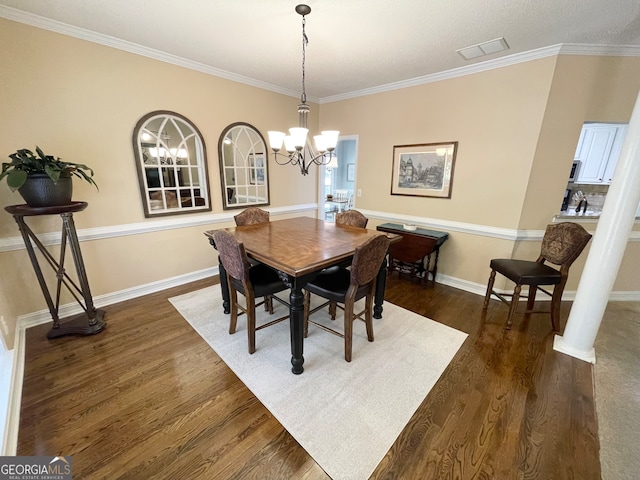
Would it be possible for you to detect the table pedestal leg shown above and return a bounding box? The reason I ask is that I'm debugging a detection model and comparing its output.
[289,278,305,374]
[374,256,388,319]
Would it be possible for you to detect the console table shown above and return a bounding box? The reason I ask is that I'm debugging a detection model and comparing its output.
[376,223,449,285]
[5,202,106,339]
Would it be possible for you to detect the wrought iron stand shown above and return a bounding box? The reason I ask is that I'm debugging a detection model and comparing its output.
[5,202,106,339]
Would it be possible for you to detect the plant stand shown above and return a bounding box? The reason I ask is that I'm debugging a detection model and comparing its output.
[5,202,106,339]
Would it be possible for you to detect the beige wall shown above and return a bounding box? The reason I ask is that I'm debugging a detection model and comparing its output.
[1,17,639,348]
[321,54,640,294]
[0,19,320,346]
[322,58,556,229]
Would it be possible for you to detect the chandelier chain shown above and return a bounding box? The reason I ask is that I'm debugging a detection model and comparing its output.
[301,15,308,104]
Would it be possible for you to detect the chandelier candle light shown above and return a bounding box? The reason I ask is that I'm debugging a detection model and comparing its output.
[268,4,339,176]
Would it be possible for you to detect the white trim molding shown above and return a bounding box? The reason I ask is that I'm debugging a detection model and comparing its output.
[0,203,317,253]
[2,5,639,105]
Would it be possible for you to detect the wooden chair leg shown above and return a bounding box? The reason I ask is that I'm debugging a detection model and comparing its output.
[344,300,354,362]
[264,295,273,313]
[506,284,521,330]
[329,301,337,320]
[550,282,565,333]
[229,284,239,334]
[364,292,374,342]
[526,285,537,311]
[483,270,497,309]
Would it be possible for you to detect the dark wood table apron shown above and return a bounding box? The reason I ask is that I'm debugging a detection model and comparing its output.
[206,217,399,375]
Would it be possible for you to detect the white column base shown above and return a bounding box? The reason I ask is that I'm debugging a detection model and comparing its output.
[553,335,596,364]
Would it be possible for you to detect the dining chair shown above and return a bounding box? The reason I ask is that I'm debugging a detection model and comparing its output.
[212,230,289,354]
[303,234,391,362]
[335,210,369,228]
[234,206,273,309]
[482,222,592,332]
[234,207,269,226]
[333,189,349,202]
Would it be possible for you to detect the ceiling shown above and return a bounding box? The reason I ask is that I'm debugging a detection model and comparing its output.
[1,0,640,101]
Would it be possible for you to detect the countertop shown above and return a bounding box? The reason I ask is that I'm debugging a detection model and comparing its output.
[556,206,600,219]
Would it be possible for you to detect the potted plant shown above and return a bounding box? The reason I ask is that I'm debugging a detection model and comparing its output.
[1,146,98,207]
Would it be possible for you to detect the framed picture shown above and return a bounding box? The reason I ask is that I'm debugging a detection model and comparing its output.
[390,142,458,198]
[347,163,355,182]
[249,153,266,185]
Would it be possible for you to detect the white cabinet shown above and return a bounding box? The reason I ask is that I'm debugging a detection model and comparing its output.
[574,123,627,184]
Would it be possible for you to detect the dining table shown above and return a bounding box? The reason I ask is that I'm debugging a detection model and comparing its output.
[205,216,400,374]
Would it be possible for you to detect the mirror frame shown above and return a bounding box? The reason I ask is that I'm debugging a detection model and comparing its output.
[218,122,270,210]
[132,110,212,218]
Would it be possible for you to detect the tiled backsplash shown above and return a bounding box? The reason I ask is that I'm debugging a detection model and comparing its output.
[567,183,608,210]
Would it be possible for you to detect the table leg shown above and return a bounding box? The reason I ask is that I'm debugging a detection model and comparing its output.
[289,278,305,374]
[374,256,388,319]
[432,246,441,283]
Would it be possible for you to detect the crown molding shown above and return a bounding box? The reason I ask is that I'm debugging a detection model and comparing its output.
[558,43,640,56]
[3,5,639,106]
[320,44,564,103]
[320,43,640,103]
[0,5,305,101]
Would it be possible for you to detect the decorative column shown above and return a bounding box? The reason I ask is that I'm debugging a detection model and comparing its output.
[553,89,640,362]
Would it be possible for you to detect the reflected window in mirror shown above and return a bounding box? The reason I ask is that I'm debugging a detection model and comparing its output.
[133,111,212,217]
[218,122,270,210]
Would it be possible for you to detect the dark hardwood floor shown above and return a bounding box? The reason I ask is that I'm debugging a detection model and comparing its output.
[18,274,602,479]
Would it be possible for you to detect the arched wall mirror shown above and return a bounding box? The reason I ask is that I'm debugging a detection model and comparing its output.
[133,111,212,218]
[218,122,270,210]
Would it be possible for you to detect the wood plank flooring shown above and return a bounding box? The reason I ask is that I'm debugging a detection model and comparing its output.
[17,275,603,479]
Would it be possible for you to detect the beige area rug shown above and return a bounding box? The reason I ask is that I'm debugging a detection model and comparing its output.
[594,303,640,480]
[169,286,467,480]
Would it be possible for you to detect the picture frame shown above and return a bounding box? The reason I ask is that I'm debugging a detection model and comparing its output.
[249,153,266,185]
[347,163,355,182]
[390,142,458,198]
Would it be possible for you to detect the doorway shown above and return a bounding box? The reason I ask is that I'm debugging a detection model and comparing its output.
[319,136,358,221]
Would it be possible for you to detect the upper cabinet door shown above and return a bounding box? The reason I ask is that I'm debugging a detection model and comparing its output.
[602,125,628,184]
[575,124,623,184]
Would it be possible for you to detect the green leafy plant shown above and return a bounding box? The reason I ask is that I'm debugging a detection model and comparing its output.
[0,146,98,191]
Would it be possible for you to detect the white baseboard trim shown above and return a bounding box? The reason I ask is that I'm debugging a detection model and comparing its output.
[2,325,24,456]
[553,335,596,363]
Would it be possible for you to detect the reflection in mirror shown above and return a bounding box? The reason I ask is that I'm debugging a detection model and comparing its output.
[133,111,211,217]
[218,122,270,210]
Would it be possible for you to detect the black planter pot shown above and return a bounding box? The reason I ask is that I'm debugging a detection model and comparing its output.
[18,173,73,207]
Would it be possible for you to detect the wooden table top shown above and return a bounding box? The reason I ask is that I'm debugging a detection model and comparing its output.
[206,216,399,277]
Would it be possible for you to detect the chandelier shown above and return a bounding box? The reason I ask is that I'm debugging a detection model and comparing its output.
[268,4,339,176]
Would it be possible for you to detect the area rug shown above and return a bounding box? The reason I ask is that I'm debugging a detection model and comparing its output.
[169,286,467,480]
